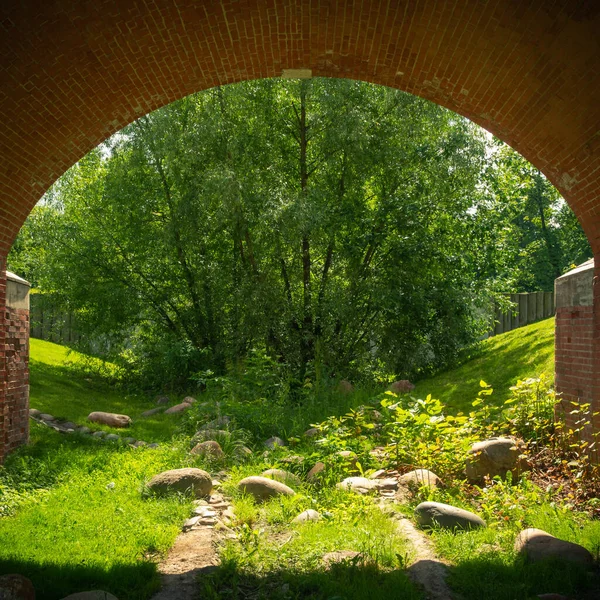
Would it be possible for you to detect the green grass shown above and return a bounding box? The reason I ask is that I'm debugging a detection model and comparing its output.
[413,317,555,412]
[30,338,186,442]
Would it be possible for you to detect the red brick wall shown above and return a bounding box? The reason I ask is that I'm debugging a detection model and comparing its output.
[0,270,29,463]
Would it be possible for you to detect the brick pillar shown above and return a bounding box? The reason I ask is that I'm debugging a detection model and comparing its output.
[0,270,30,462]
[554,259,596,447]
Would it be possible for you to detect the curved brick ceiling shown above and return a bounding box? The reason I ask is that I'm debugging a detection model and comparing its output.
[1,1,599,253]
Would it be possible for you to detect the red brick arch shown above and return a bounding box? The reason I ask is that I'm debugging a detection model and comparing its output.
[1,0,599,459]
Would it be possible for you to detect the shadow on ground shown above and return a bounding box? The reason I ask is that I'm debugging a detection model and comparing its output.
[0,558,160,600]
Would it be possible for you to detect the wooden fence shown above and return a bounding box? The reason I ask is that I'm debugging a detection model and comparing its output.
[490,291,554,336]
[30,294,80,344]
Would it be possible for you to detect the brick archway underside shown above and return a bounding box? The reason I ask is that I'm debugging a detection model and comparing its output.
[1,0,600,458]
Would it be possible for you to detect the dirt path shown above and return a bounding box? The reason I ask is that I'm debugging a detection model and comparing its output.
[394,515,454,600]
[150,527,219,600]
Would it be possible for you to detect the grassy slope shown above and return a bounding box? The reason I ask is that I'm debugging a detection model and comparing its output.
[29,338,185,442]
[413,317,555,412]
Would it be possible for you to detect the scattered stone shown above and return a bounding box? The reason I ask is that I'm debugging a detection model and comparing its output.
[147,468,212,498]
[400,469,443,489]
[40,413,55,421]
[183,516,201,530]
[280,455,304,465]
[304,427,320,438]
[183,396,196,404]
[199,517,217,526]
[293,509,322,523]
[322,550,362,566]
[191,429,232,447]
[414,501,486,531]
[208,493,224,504]
[59,593,119,600]
[123,437,136,445]
[29,408,41,418]
[77,426,91,435]
[466,437,528,482]
[370,469,387,479]
[0,574,35,600]
[236,446,253,457]
[88,411,131,428]
[191,440,225,459]
[222,507,236,522]
[61,421,77,430]
[264,436,286,449]
[194,505,217,517]
[156,395,170,405]
[133,440,147,448]
[105,434,120,442]
[306,461,326,481]
[141,407,164,417]
[375,478,399,491]
[147,443,159,449]
[389,380,415,394]
[337,477,377,494]
[336,450,358,470]
[337,379,354,394]
[238,476,296,501]
[261,468,301,487]
[164,402,191,414]
[514,528,594,566]
[92,431,106,438]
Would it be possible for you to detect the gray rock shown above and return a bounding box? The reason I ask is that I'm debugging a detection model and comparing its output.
[236,445,253,457]
[191,429,232,446]
[261,468,301,487]
[415,501,486,531]
[264,436,286,449]
[29,408,41,418]
[400,469,442,489]
[105,434,120,442]
[123,437,136,445]
[293,509,322,523]
[238,476,295,501]
[141,407,164,417]
[88,411,131,428]
[183,396,196,404]
[466,437,528,482]
[183,516,201,529]
[133,440,147,448]
[337,477,376,494]
[77,426,91,434]
[190,440,225,459]
[164,402,191,414]
[147,443,159,449]
[338,380,354,394]
[0,574,35,600]
[304,427,320,438]
[59,593,119,600]
[40,413,55,421]
[61,421,78,431]
[156,395,170,405]
[92,431,106,438]
[306,461,326,481]
[147,468,212,498]
[514,528,594,566]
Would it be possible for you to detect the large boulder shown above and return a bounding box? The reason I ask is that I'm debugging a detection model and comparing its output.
[337,477,376,494]
[466,437,527,482]
[238,476,295,501]
[389,380,415,394]
[0,574,35,600]
[514,528,594,566]
[337,380,354,394]
[146,468,212,498]
[87,412,131,428]
[190,440,224,459]
[400,469,443,489]
[60,593,119,600]
[414,501,486,531]
[261,468,301,487]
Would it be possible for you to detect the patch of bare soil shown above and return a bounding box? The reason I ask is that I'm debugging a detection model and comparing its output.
[150,527,220,600]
